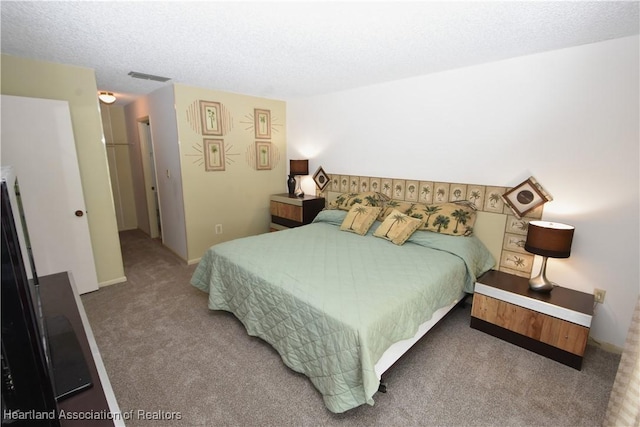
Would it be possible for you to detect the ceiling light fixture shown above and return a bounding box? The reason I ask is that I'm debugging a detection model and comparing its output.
[98,92,116,104]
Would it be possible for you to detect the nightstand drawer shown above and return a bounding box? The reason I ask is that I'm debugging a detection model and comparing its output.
[540,316,589,355]
[270,201,303,222]
[471,294,589,356]
[472,294,542,338]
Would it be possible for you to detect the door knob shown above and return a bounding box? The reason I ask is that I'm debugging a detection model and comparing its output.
[75,210,84,217]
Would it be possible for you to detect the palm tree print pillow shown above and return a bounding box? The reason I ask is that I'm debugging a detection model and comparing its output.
[329,192,389,211]
[373,209,422,245]
[339,204,382,236]
[377,200,415,222]
[411,202,477,236]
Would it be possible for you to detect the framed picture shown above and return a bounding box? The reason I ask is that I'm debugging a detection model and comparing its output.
[380,179,393,198]
[359,176,370,192]
[254,108,271,139]
[255,141,271,170]
[392,179,405,199]
[418,181,433,203]
[340,175,349,193]
[313,166,330,191]
[434,182,450,202]
[200,101,222,136]
[331,176,340,191]
[502,177,550,218]
[204,138,225,171]
[405,180,419,201]
[369,177,381,193]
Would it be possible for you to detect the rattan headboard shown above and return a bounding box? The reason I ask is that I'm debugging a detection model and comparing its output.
[319,174,543,278]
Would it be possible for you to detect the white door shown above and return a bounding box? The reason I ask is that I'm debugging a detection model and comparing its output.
[1,95,99,294]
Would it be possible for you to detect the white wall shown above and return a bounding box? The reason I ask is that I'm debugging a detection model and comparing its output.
[287,35,639,350]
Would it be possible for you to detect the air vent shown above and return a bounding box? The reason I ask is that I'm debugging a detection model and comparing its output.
[127,71,171,82]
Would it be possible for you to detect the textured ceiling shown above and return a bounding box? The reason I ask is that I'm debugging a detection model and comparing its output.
[1,1,638,104]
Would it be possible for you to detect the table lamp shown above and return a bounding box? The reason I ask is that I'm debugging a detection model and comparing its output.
[287,160,308,197]
[524,220,575,292]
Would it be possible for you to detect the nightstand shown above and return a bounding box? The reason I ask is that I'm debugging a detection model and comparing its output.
[269,193,325,231]
[470,270,594,370]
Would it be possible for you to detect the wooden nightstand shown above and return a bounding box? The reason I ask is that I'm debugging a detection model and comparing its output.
[470,270,594,370]
[269,193,325,231]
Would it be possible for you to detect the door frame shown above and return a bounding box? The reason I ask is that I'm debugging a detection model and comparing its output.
[1,95,99,294]
[137,118,161,239]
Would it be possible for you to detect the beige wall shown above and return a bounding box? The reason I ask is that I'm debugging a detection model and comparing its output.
[1,54,125,286]
[174,84,286,262]
[101,104,137,231]
[123,96,153,237]
[121,83,286,263]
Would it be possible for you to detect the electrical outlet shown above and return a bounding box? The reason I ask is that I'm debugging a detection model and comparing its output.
[594,288,606,304]
[215,224,223,234]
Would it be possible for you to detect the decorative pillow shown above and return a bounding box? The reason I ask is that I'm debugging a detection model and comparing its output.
[412,201,477,236]
[329,191,389,211]
[340,204,382,236]
[377,200,415,222]
[374,209,422,245]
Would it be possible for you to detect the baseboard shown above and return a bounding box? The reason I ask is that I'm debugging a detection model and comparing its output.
[99,276,127,287]
[587,336,624,354]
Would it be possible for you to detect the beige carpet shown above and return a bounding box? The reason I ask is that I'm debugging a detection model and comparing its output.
[81,230,620,426]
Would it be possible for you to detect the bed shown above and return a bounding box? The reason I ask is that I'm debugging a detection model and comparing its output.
[191,182,515,413]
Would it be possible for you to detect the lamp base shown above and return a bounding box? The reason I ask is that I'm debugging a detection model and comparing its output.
[529,276,554,292]
[294,178,304,198]
[287,175,296,195]
[529,256,554,292]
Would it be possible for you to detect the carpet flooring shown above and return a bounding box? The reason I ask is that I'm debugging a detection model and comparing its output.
[81,230,620,426]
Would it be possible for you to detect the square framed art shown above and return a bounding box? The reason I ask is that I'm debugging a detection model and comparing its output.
[313,166,330,191]
[204,138,225,171]
[502,177,551,218]
[255,141,272,170]
[200,101,222,136]
[254,109,271,139]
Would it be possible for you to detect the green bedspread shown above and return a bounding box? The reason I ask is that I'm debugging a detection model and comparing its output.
[191,209,494,413]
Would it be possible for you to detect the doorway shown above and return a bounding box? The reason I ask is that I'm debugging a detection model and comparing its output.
[1,95,99,294]
[137,120,161,239]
